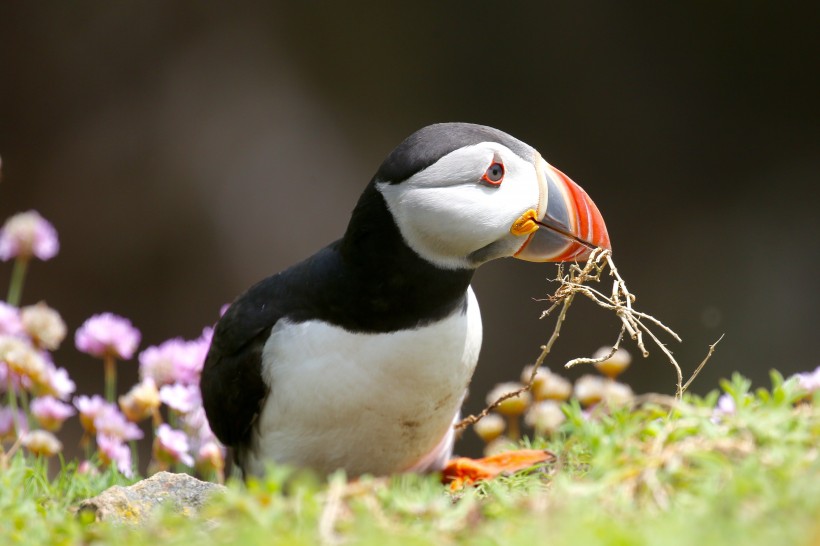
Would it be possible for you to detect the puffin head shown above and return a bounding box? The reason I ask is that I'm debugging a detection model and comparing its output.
[374,123,611,269]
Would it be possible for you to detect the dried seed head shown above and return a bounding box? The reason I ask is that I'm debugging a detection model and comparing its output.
[520,365,550,391]
[525,400,566,436]
[532,371,573,401]
[574,374,607,407]
[486,382,531,416]
[0,210,59,262]
[601,380,634,406]
[472,412,506,443]
[22,430,63,457]
[483,437,517,457]
[0,335,48,384]
[119,378,161,422]
[21,302,66,351]
[592,346,632,379]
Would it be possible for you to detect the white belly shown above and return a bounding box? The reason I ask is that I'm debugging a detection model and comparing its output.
[243,287,482,476]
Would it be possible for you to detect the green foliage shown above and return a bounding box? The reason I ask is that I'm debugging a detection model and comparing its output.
[1,373,818,546]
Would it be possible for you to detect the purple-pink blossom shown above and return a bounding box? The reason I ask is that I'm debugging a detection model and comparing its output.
[75,313,141,360]
[139,328,211,386]
[30,395,75,431]
[42,364,76,400]
[0,406,28,440]
[97,434,133,477]
[196,440,225,473]
[93,405,144,441]
[793,366,820,394]
[74,394,116,434]
[159,382,201,414]
[0,210,59,262]
[716,394,736,414]
[0,302,23,336]
[711,393,736,424]
[154,423,194,466]
[183,406,216,444]
[138,339,190,386]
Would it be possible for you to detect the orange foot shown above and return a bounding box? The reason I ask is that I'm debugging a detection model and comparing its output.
[441,449,556,490]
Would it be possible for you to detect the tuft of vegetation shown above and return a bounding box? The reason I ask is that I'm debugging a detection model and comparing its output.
[0,372,817,545]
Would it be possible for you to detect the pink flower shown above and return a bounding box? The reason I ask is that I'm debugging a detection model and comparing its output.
[154,424,194,466]
[0,210,59,261]
[74,394,115,434]
[75,313,141,360]
[183,406,216,444]
[42,365,76,400]
[93,406,144,441]
[711,393,736,424]
[139,329,211,386]
[30,395,75,431]
[77,460,100,476]
[716,394,736,414]
[97,434,133,477]
[196,441,225,474]
[138,339,189,386]
[0,302,23,336]
[0,406,28,440]
[793,366,820,394]
[159,382,201,414]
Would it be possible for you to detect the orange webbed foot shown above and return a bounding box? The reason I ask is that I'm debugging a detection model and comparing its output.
[441,448,555,490]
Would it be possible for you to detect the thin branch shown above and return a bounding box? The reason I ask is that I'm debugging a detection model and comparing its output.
[565,325,626,369]
[681,334,725,394]
[319,476,346,546]
[455,294,575,431]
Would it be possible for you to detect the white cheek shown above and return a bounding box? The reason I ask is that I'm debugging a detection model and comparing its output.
[380,158,539,268]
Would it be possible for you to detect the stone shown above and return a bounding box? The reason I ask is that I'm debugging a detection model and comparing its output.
[76,471,226,525]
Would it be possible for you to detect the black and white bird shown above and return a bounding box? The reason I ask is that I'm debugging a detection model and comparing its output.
[200,123,610,478]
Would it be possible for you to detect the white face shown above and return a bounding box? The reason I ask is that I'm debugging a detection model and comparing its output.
[377,142,543,269]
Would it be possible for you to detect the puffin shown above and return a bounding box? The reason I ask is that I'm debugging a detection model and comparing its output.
[200,122,610,478]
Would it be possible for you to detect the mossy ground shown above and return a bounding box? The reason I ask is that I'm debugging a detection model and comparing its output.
[1,372,818,546]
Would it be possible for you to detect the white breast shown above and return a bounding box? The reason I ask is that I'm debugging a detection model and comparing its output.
[242,287,482,476]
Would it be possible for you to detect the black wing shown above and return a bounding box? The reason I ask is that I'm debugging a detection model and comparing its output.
[199,242,346,454]
[200,274,284,449]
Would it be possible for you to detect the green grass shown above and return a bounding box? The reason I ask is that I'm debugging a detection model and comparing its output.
[1,372,818,546]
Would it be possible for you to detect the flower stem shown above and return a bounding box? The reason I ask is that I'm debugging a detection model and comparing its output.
[18,389,33,429]
[80,433,91,461]
[506,415,520,442]
[129,440,138,477]
[104,355,117,403]
[6,376,20,438]
[6,256,29,307]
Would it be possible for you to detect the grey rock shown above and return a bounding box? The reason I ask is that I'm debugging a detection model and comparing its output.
[76,471,227,525]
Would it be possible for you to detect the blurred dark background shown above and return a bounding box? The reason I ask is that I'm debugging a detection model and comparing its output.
[1,3,818,460]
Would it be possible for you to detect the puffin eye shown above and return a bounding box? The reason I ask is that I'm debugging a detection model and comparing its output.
[481,162,505,186]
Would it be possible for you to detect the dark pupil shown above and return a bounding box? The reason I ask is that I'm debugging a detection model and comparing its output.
[488,164,503,181]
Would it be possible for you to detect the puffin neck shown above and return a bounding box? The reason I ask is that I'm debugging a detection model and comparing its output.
[336,181,475,331]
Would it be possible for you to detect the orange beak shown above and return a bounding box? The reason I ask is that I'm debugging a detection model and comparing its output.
[513,156,611,262]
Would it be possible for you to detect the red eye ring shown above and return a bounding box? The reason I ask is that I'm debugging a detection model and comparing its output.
[481,161,505,186]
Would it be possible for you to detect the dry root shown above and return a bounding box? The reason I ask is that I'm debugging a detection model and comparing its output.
[456,248,721,431]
